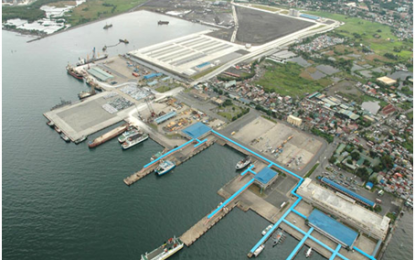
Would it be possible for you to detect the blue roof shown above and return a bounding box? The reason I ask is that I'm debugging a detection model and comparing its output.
[144,73,162,80]
[254,167,278,185]
[154,111,177,124]
[366,182,374,188]
[308,209,358,247]
[182,122,211,139]
[196,62,210,69]
[300,14,320,20]
[322,177,375,207]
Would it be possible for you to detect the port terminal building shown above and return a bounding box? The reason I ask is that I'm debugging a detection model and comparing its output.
[297,178,390,240]
[308,209,358,248]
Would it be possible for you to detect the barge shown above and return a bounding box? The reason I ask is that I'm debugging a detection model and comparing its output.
[88,123,129,148]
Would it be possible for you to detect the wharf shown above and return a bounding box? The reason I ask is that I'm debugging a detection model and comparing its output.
[123,135,216,186]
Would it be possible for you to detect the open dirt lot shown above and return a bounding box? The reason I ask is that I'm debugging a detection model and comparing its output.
[232,117,322,170]
[235,6,314,44]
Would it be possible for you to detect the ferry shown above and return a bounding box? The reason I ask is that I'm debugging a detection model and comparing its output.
[155,160,175,176]
[60,133,70,142]
[121,133,149,150]
[305,247,313,258]
[236,156,251,170]
[262,224,273,236]
[253,244,265,257]
[141,236,183,260]
[118,127,139,143]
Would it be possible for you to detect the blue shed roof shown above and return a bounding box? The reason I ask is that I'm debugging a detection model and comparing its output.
[154,111,177,124]
[144,73,162,80]
[308,209,358,248]
[300,14,320,20]
[254,167,278,185]
[182,122,211,139]
[366,182,374,188]
[322,177,375,207]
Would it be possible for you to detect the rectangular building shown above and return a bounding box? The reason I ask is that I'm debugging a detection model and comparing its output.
[298,178,390,240]
[287,115,302,126]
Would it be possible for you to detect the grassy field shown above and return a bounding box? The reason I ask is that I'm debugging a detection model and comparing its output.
[306,11,413,61]
[254,62,325,98]
[217,105,243,121]
[251,4,280,12]
[66,0,146,26]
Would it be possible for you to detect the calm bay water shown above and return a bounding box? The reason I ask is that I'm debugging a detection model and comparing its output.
[2,10,412,260]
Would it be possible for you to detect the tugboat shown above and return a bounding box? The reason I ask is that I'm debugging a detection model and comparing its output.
[141,236,183,260]
[272,231,285,247]
[46,121,55,127]
[121,132,149,150]
[236,156,251,170]
[60,133,70,142]
[119,39,129,44]
[66,64,84,80]
[54,126,62,133]
[155,160,175,176]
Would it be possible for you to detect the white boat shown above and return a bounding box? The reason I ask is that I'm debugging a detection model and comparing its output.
[262,224,273,236]
[306,247,313,258]
[60,133,70,142]
[253,244,265,257]
[74,135,87,144]
[141,236,183,260]
[155,160,176,176]
[236,156,251,170]
[121,133,148,150]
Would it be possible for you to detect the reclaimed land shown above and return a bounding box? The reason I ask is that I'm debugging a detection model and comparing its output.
[306,11,413,61]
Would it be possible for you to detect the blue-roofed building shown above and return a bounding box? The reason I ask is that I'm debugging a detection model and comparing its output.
[308,209,358,248]
[182,122,212,139]
[321,177,375,207]
[254,167,279,189]
[154,111,177,125]
[366,182,374,190]
[300,13,320,20]
[144,73,162,80]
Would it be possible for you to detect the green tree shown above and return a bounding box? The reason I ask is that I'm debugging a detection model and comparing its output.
[351,151,361,161]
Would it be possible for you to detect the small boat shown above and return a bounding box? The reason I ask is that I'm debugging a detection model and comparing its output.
[158,20,169,25]
[60,133,70,142]
[236,156,251,170]
[103,23,113,29]
[151,151,164,161]
[305,247,313,258]
[74,135,87,144]
[119,39,129,44]
[46,121,55,127]
[155,160,175,176]
[272,231,284,247]
[262,224,273,236]
[54,126,62,133]
[122,133,149,150]
[253,244,265,257]
[141,236,183,260]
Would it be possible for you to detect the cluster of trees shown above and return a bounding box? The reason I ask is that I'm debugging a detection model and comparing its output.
[311,128,334,143]
[232,107,250,122]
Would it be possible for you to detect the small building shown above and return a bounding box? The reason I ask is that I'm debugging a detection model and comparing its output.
[308,209,358,248]
[376,76,397,86]
[254,167,279,191]
[366,182,374,190]
[287,115,302,126]
[211,97,224,106]
[154,111,177,125]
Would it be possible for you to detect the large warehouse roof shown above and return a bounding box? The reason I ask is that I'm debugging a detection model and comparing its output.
[321,177,375,207]
[88,67,114,82]
[308,209,358,248]
[182,122,211,139]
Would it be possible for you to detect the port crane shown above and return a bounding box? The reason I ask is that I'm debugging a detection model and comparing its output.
[145,97,156,118]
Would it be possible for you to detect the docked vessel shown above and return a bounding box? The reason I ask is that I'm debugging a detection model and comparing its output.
[51,98,72,111]
[60,133,70,142]
[305,247,313,258]
[54,126,62,133]
[46,120,55,127]
[236,156,251,170]
[119,39,129,44]
[76,48,108,66]
[261,224,273,236]
[272,231,285,247]
[88,123,129,148]
[118,126,139,143]
[253,244,265,257]
[155,160,175,176]
[66,64,84,80]
[141,237,183,260]
[74,135,88,144]
[103,23,113,29]
[85,76,103,91]
[78,90,96,100]
[121,132,149,150]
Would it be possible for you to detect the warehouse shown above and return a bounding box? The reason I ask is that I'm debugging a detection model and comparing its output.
[297,178,390,240]
[254,167,279,190]
[87,67,114,82]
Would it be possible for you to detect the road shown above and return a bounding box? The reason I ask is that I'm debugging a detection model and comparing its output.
[230,0,239,43]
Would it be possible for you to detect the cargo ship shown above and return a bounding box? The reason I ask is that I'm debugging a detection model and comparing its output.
[66,64,84,80]
[119,39,129,44]
[155,160,175,176]
[88,123,129,148]
[85,77,103,91]
[236,156,251,170]
[158,20,169,25]
[76,48,108,66]
[60,133,70,142]
[141,237,183,260]
[121,132,149,150]
[118,126,139,143]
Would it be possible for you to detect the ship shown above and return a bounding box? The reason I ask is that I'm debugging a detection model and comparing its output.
[76,47,108,66]
[51,98,72,111]
[262,224,273,236]
[155,160,175,176]
[305,247,313,258]
[236,156,251,170]
[78,90,96,100]
[103,23,113,29]
[118,126,139,143]
[141,236,183,260]
[60,133,70,142]
[66,64,84,80]
[85,76,103,91]
[253,244,265,257]
[54,126,62,133]
[121,132,149,150]
[119,39,129,44]
[88,123,129,148]
[158,20,169,25]
[272,231,284,247]
[46,120,55,127]
[74,135,87,144]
